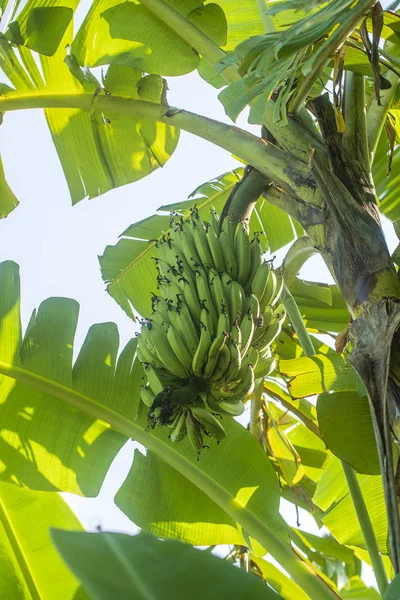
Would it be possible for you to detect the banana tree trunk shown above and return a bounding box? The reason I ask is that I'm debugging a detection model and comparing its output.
[226,92,400,571]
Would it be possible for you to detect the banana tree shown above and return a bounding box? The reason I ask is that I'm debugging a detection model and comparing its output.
[2,0,400,598]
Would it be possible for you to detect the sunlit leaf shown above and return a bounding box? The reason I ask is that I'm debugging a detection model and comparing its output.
[72,0,226,75]
[317,392,379,475]
[250,554,308,600]
[280,354,358,398]
[0,484,87,599]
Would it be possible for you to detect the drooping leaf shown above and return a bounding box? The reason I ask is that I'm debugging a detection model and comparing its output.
[72,0,226,75]
[313,455,348,512]
[0,156,18,218]
[317,392,379,475]
[5,0,79,56]
[52,530,282,600]
[0,484,87,599]
[40,29,179,204]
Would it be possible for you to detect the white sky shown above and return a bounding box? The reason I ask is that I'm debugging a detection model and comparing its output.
[0,24,397,588]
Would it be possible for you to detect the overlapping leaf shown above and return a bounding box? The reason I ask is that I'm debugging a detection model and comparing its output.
[0,156,18,218]
[100,168,297,320]
[0,485,87,599]
[72,0,226,74]
[0,260,287,556]
[52,530,282,600]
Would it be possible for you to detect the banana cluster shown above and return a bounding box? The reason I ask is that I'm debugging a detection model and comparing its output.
[138,208,285,453]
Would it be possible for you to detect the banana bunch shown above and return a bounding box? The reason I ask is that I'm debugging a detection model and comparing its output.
[138,208,285,453]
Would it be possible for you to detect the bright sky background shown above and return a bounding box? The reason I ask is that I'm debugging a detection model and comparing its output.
[0,6,398,585]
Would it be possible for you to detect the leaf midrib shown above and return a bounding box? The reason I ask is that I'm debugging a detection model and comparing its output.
[0,495,41,600]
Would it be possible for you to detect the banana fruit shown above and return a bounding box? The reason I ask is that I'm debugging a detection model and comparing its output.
[138,208,284,452]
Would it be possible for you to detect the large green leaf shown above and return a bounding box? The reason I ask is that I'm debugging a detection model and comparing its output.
[116,422,285,548]
[0,484,87,599]
[340,577,381,600]
[279,354,359,398]
[40,29,179,204]
[5,0,79,56]
[72,0,226,74]
[384,574,400,600]
[100,169,297,319]
[317,392,379,475]
[0,261,131,493]
[0,260,307,583]
[290,279,349,334]
[321,474,388,553]
[0,31,179,206]
[0,156,18,218]
[52,530,282,600]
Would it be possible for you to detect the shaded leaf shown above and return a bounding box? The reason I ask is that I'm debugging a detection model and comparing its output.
[384,573,400,599]
[52,530,282,600]
[290,279,350,334]
[317,392,379,475]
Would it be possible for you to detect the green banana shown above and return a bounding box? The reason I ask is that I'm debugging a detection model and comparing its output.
[207,227,225,272]
[170,409,188,443]
[192,323,212,377]
[204,331,228,379]
[137,335,163,368]
[192,218,214,268]
[209,344,231,383]
[186,411,203,453]
[244,235,263,292]
[245,292,260,321]
[167,305,199,356]
[251,261,270,302]
[253,318,282,351]
[176,224,201,270]
[219,365,255,403]
[216,310,230,337]
[167,325,193,372]
[179,277,202,322]
[254,356,276,379]
[247,347,259,369]
[252,306,273,343]
[196,271,217,331]
[220,231,238,279]
[234,223,251,287]
[145,365,167,396]
[147,323,189,379]
[191,403,227,440]
[239,312,254,358]
[225,339,242,383]
[271,269,284,306]
[229,280,243,325]
[209,270,227,317]
[273,303,287,324]
[259,268,276,312]
[206,392,245,416]
[141,385,156,408]
[230,318,242,347]
[208,209,220,236]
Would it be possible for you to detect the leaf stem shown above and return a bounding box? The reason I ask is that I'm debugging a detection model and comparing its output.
[0,360,339,600]
[341,461,389,597]
[137,0,240,83]
[0,93,322,207]
[343,72,369,174]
